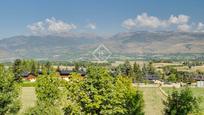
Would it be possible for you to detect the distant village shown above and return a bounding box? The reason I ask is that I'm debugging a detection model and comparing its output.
[21,65,86,82]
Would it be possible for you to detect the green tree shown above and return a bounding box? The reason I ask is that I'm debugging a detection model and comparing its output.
[24,73,61,115]
[117,60,133,77]
[114,76,144,115]
[63,74,84,114]
[45,61,52,72]
[63,66,144,115]
[146,62,156,75]
[74,62,79,72]
[13,59,23,82]
[142,63,148,76]
[133,62,143,83]
[35,74,60,106]
[31,61,38,75]
[167,73,177,83]
[123,60,133,77]
[0,65,21,114]
[164,88,201,115]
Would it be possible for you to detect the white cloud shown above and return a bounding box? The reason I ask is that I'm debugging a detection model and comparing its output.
[27,17,77,35]
[121,13,195,32]
[177,24,191,32]
[196,22,204,32]
[86,23,96,30]
[27,21,45,35]
[168,15,189,24]
[122,19,136,30]
[122,13,167,29]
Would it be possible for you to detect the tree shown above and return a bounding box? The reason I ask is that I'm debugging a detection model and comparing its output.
[13,59,23,82]
[63,74,84,114]
[146,62,156,75]
[0,65,21,114]
[123,60,133,77]
[45,61,51,72]
[63,66,144,115]
[142,64,147,75]
[56,65,60,72]
[117,60,133,77]
[74,62,79,72]
[35,74,60,106]
[167,73,177,83]
[114,76,144,115]
[31,61,37,75]
[164,88,201,115]
[133,62,143,83]
[24,73,61,115]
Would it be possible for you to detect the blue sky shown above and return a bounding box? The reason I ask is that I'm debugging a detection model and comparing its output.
[0,0,204,38]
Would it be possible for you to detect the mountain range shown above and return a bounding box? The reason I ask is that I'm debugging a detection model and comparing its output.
[1,31,204,61]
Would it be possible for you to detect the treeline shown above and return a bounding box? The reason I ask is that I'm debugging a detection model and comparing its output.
[183,61,204,68]
[162,64,204,83]
[11,59,112,81]
[112,60,204,83]
[111,61,159,83]
[12,59,53,82]
[6,59,204,84]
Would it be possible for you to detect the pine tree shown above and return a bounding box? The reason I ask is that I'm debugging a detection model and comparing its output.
[13,59,23,82]
[133,62,143,82]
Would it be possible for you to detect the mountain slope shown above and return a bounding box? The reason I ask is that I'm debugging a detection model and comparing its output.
[0,31,204,60]
[106,31,204,54]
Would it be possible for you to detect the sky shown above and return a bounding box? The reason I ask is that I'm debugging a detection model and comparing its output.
[0,0,204,39]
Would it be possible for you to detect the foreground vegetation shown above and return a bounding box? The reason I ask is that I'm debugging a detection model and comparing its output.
[19,87,203,115]
[163,87,204,114]
[1,59,204,115]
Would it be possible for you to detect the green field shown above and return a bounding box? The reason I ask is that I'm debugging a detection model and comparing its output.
[19,87,204,115]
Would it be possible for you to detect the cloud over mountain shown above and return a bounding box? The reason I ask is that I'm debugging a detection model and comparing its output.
[27,17,77,35]
[122,13,204,32]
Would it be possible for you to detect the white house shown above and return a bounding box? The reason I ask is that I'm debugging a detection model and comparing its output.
[195,75,204,87]
[197,81,204,87]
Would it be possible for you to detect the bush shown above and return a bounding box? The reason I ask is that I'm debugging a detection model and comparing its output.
[164,88,201,115]
[24,103,61,115]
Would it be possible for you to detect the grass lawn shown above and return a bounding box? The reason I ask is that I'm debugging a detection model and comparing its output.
[21,81,36,87]
[139,87,165,115]
[162,87,204,114]
[19,87,36,115]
